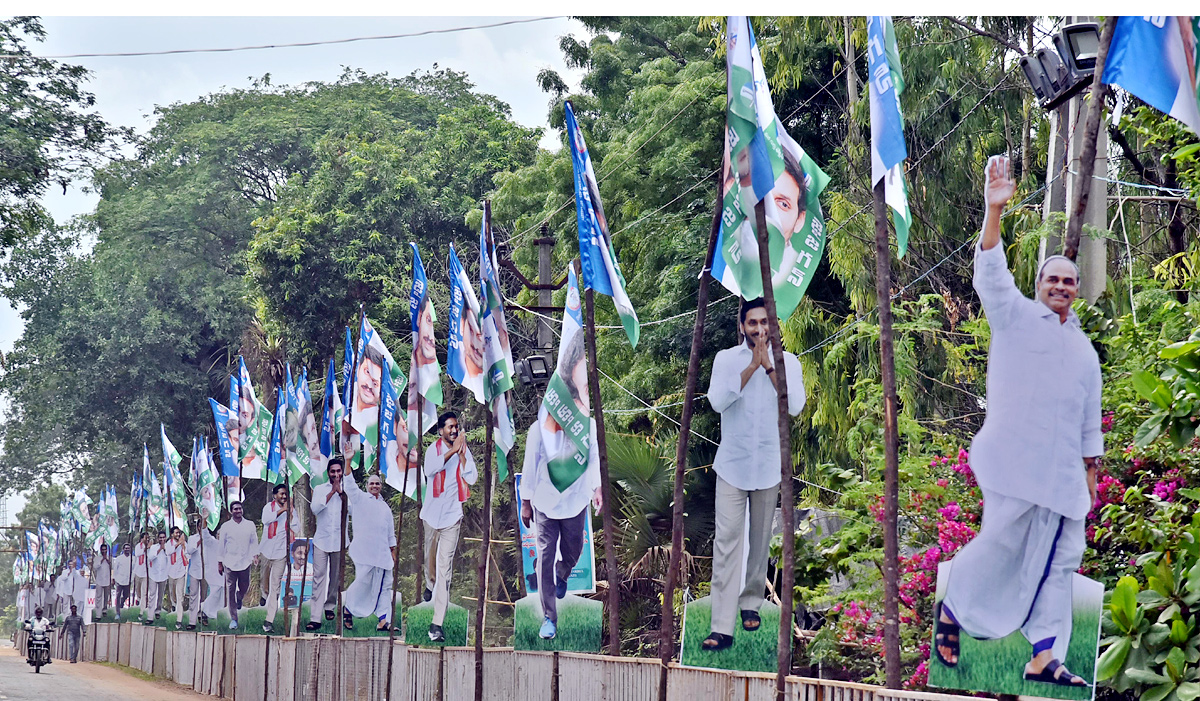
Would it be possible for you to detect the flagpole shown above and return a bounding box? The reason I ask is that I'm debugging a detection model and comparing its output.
[414,402,426,609]
[337,308,363,638]
[582,286,620,656]
[751,200,796,701]
[658,183,724,699]
[474,404,494,701]
[385,392,418,701]
[871,180,905,688]
[282,406,295,637]
[143,489,151,619]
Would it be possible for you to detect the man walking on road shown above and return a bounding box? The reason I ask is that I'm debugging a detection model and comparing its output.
[421,411,477,642]
[63,604,85,663]
[218,501,259,631]
[308,457,347,631]
[702,297,806,652]
[934,156,1102,689]
[259,483,298,633]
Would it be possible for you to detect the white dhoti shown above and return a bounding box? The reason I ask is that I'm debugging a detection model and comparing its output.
[942,489,1084,661]
[189,576,227,621]
[343,563,394,621]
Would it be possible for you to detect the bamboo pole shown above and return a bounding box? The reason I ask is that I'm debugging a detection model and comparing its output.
[282,406,294,636]
[338,308,363,638]
[385,392,420,701]
[751,200,795,701]
[657,185,724,701]
[1063,16,1116,261]
[583,287,620,655]
[872,181,902,689]
[474,406,494,701]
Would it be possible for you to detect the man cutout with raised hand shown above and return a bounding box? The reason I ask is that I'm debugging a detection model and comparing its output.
[702,297,806,652]
[934,155,1101,688]
[342,472,397,632]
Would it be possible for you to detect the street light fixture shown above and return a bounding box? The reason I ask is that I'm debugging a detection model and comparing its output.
[1019,22,1100,111]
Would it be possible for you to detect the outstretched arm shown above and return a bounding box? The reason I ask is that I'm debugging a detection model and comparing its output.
[980,155,1015,251]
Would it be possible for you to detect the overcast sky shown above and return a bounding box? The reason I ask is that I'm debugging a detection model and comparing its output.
[2,14,587,523]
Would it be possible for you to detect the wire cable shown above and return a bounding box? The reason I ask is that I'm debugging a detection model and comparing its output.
[2,17,565,60]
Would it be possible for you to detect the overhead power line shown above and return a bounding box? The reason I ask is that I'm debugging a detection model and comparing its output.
[0,16,565,60]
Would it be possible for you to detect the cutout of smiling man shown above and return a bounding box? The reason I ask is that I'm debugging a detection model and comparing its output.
[934,155,1102,689]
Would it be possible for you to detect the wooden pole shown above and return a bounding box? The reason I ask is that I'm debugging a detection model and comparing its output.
[474,406,494,701]
[1063,16,1116,261]
[414,404,426,608]
[872,181,902,688]
[282,429,294,636]
[751,200,795,701]
[385,392,420,701]
[296,484,310,634]
[583,287,620,656]
[338,307,363,638]
[657,185,724,700]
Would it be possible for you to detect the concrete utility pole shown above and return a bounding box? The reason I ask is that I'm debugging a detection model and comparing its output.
[1059,16,1110,302]
[1040,105,1070,256]
[536,225,555,353]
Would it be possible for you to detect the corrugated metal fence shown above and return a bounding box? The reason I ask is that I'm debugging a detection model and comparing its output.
[15,623,980,701]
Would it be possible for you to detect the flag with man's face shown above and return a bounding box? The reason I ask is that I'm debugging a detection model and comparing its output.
[407,242,442,448]
[195,439,221,530]
[266,387,285,485]
[380,354,418,498]
[161,425,188,522]
[237,357,271,480]
[868,15,912,257]
[349,316,406,470]
[563,100,640,348]
[147,467,165,528]
[447,242,485,402]
[712,16,831,321]
[283,365,309,484]
[72,489,94,533]
[537,264,593,492]
[480,209,516,480]
[1103,16,1200,135]
[106,486,119,543]
[317,357,341,488]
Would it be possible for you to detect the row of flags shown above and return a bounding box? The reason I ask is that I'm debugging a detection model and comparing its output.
[12,487,119,584]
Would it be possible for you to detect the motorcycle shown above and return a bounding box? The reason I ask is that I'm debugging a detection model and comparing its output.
[23,622,53,673]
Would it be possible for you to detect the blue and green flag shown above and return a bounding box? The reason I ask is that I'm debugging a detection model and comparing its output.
[868,15,912,257]
[563,100,640,348]
[712,16,831,321]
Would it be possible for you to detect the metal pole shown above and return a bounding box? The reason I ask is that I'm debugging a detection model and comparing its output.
[537,224,555,352]
[658,186,723,701]
[872,181,902,688]
[1063,16,1116,262]
[474,406,495,701]
[583,287,620,655]
[751,200,795,701]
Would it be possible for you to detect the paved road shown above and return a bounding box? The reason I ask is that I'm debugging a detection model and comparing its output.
[0,641,203,700]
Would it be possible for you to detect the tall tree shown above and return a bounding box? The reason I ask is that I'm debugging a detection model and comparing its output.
[0,17,116,247]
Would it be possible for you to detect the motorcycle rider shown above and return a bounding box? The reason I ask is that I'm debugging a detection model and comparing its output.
[24,606,54,668]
